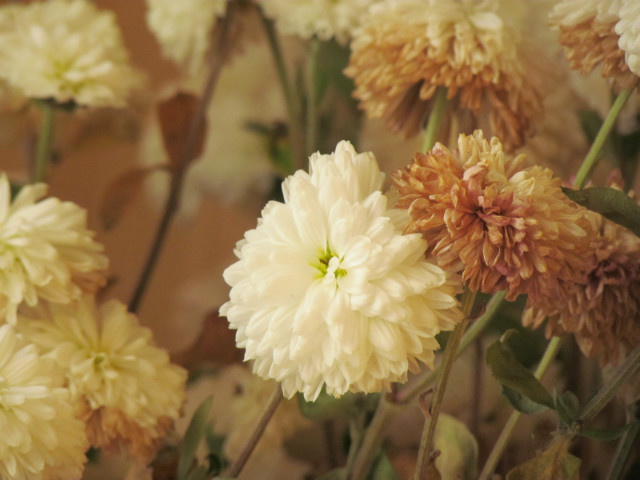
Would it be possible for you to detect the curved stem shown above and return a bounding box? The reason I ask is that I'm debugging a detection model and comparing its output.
[421,87,448,153]
[33,101,55,183]
[261,13,305,172]
[128,6,234,313]
[479,335,563,480]
[573,83,637,189]
[305,37,320,156]
[414,289,476,479]
[348,395,398,480]
[225,385,284,478]
[396,290,506,404]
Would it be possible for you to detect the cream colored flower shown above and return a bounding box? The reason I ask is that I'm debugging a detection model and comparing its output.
[145,0,228,76]
[616,0,640,77]
[0,324,88,480]
[221,141,462,401]
[392,131,596,302]
[18,296,187,461]
[345,0,545,150]
[0,0,140,107]
[0,174,107,324]
[257,0,382,44]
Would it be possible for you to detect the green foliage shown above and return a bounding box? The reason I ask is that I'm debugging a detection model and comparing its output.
[554,391,581,426]
[486,331,555,412]
[579,423,636,441]
[562,186,640,238]
[369,452,401,480]
[297,390,379,421]
[506,436,581,480]
[178,396,213,480]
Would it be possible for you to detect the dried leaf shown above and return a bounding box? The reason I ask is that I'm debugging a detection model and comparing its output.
[100,165,166,230]
[506,436,580,480]
[157,92,206,171]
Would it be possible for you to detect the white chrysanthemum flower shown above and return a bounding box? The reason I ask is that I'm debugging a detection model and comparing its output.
[0,324,87,480]
[0,0,140,107]
[0,174,107,324]
[221,141,462,401]
[145,0,228,76]
[257,0,382,43]
[18,296,187,461]
[550,0,622,26]
[616,0,640,76]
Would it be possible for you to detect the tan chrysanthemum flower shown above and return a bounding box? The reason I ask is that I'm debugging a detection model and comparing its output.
[18,296,187,461]
[345,0,544,151]
[524,191,640,366]
[392,130,596,301]
[551,0,638,90]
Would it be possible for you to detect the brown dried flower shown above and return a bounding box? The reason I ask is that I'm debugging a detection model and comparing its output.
[345,0,544,151]
[392,130,596,302]
[524,193,640,366]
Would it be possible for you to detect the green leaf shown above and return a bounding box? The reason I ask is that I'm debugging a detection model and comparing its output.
[486,331,555,410]
[502,385,550,414]
[506,436,581,480]
[297,390,378,421]
[316,468,347,480]
[178,396,213,480]
[554,391,581,426]
[185,465,208,480]
[579,422,635,441]
[562,186,640,238]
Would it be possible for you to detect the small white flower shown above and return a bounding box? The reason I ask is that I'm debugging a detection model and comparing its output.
[221,141,462,401]
[0,173,108,324]
[0,324,88,480]
[18,295,187,460]
[257,0,383,43]
[145,0,228,76]
[0,0,141,107]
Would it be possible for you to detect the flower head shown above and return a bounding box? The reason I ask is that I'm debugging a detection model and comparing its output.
[0,324,88,480]
[0,174,107,324]
[551,0,638,89]
[392,131,596,302]
[0,0,140,107]
[257,0,382,44]
[18,296,187,460]
[345,0,544,150]
[145,0,229,76]
[524,192,640,366]
[221,141,462,401]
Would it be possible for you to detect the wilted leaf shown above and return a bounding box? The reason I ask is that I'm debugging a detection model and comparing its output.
[486,332,555,410]
[100,165,166,230]
[178,396,213,480]
[434,414,478,480]
[506,436,580,480]
[158,92,206,171]
[562,186,640,238]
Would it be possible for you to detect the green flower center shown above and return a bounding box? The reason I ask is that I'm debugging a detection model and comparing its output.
[313,246,346,279]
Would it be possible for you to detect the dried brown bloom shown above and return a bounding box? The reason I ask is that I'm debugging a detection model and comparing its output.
[551,1,638,90]
[524,197,640,366]
[345,0,544,151]
[392,130,596,301]
[80,401,175,461]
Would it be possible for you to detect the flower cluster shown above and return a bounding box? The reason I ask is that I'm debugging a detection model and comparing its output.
[392,131,596,302]
[0,0,140,107]
[345,0,546,150]
[221,141,462,400]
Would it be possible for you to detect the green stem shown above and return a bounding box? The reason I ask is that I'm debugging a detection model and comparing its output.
[421,87,448,153]
[396,290,507,404]
[305,37,320,156]
[479,335,563,480]
[414,289,476,480]
[225,385,283,478]
[33,101,55,183]
[573,84,637,189]
[128,5,234,313]
[579,341,640,424]
[348,395,398,480]
[261,13,305,172]
[606,419,640,480]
